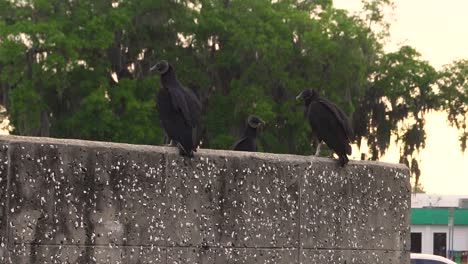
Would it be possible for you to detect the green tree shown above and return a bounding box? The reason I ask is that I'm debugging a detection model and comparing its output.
[0,0,196,144]
[353,46,439,187]
[192,0,381,154]
[438,59,468,152]
[412,181,426,193]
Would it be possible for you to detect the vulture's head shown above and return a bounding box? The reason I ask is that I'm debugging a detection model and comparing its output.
[150,60,170,74]
[296,88,319,102]
[247,115,265,129]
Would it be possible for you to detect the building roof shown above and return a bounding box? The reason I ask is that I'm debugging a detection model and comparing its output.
[411,208,468,225]
[412,194,468,208]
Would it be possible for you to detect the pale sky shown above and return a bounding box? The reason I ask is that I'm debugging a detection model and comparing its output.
[335,0,468,194]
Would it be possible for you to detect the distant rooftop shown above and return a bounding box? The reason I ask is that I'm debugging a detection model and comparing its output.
[412,194,468,208]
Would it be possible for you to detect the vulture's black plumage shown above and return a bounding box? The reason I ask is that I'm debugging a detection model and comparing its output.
[152,60,202,157]
[232,115,265,152]
[297,89,353,166]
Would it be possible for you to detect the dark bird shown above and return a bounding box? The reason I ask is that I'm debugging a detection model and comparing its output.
[296,88,353,166]
[151,60,202,157]
[232,115,265,152]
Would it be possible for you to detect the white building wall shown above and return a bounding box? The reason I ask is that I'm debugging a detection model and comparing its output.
[411,225,468,254]
[454,226,468,250]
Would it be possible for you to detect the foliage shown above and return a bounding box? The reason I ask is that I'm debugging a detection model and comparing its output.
[438,60,468,152]
[0,0,467,187]
[353,46,439,186]
[412,181,426,194]
[0,0,169,143]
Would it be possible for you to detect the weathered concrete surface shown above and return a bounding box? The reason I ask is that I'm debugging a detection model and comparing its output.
[0,144,9,261]
[0,135,410,263]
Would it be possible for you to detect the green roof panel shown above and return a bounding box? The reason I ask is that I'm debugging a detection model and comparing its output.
[411,208,468,225]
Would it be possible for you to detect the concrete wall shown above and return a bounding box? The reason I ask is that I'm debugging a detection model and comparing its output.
[0,135,410,264]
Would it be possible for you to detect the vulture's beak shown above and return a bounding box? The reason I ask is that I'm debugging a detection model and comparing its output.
[296,92,303,101]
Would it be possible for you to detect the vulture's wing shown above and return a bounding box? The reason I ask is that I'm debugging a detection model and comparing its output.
[184,88,202,149]
[168,85,197,127]
[317,98,354,140]
[232,137,248,151]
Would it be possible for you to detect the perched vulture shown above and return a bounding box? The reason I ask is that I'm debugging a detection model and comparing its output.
[152,60,202,157]
[296,88,353,166]
[232,115,265,152]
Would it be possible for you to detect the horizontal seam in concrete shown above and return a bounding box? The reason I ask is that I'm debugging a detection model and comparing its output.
[12,243,298,249]
[10,243,404,252]
[300,247,404,251]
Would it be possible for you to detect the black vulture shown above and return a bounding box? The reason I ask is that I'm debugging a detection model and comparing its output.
[296,88,353,166]
[232,115,265,152]
[151,60,202,157]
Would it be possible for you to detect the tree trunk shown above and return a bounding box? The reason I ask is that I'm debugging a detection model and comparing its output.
[40,111,50,137]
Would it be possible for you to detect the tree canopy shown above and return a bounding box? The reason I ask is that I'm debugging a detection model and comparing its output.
[1,0,467,186]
